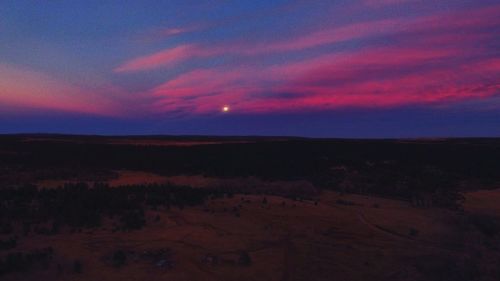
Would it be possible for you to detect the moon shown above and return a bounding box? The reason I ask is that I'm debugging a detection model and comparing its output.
[222,105,230,113]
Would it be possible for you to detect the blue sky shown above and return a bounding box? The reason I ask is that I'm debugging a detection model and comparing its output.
[1,0,499,137]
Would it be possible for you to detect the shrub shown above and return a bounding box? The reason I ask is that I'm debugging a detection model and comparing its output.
[238,251,252,266]
[0,248,53,276]
[0,238,17,251]
[336,199,356,206]
[112,250,127,267]
[468,214,500,237]
[409,228,419,237]
[0,223,13,235]
[119,210,145,230]
[73,260,82,274]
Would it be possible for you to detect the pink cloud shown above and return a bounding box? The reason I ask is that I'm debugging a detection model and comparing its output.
[274,3,500,54]
[470,59,500,73]
[158,27,192,37]
[115,18,406,73]
[116,3,500,73]
[266,49,500,111]
[233,19,403,55]
[148,42,500,114]
[149,68,266,114]
[119,3,500,116]
[114,44,216,73]
[0,64,125,116]
[137,25,204,43]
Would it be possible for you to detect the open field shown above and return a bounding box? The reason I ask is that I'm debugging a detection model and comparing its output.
[1,135,500,280]
[2,189,500,281]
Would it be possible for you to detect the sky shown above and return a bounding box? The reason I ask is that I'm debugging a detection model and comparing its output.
[1,0,499,137]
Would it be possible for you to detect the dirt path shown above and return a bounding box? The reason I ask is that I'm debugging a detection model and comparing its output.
[357,212,466,255]
[357,213,414,241]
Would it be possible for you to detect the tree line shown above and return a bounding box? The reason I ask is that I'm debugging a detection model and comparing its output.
[0,183,223,232]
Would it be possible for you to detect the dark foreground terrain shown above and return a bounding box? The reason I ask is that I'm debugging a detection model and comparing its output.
[1,135,500,280]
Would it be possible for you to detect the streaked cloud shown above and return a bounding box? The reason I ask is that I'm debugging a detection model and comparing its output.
[2,0,500,129]
[0,64,124,116]
[141,3,500,114]
[115,18,404,72]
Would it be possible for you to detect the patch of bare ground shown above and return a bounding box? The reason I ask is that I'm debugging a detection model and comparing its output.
[37,170,167,189]
[464,188,500,216]
[37,172,318,199]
